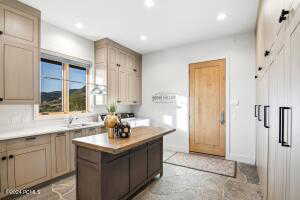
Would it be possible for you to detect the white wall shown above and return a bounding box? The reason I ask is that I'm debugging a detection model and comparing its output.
[135,32,256,164]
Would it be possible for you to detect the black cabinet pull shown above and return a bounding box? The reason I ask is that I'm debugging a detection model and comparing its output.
[1,156,7,161]
[0,31,3,35]
[258,105,262,121]
[255,75,258,79]
[264,106,270,128]
[117,100,121,103]
[9,155,14,159]
[0,98,3,102]
[25,136,36,141]
[279,107,291,147]
[258,67,263,71]
[264,50,270,57]
[133,69,137,72]
[279,9,290,23]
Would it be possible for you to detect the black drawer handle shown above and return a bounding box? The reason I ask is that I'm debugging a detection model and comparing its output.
[25,137,36,141]
[9,155,14,159]
[279,107,291,147]
[0,97,3,102]
[133,69,137,72]
[1,156,7,161]
[0,31,3,35]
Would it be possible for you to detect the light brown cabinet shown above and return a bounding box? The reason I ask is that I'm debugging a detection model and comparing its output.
[0,152,7,198]
[0,0,40,104]
[51,132,70,177]
[94,38,142,105]
[69,130,83,171]
[7,144,51,190]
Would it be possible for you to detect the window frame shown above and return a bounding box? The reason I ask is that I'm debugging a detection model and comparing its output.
[39,60,90,116]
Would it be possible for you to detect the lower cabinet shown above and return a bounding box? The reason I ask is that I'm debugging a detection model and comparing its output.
[76,138,163,200]
[130,144,147,190]
[51,132,70,177]
[148,139,163,177]
[7,144,51,189]
[70,130,83,171]
[102,154,130,200]
[0,152,8,198]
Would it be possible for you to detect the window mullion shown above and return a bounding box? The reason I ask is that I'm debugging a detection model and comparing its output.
[63,64,69,113]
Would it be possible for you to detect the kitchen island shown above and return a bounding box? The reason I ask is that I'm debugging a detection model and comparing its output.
[72,126,175,200]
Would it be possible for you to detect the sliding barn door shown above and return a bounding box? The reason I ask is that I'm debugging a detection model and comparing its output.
[189,59,226,156]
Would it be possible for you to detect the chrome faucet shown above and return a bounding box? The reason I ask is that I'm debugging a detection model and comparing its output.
[68,116,78,126]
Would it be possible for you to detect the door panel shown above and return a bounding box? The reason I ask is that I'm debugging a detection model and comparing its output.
[189,59,226,156]
[51,132,70,177]
[108,67,119,103]
[118,69,128,104]
[4,43,34,100]
[70,130,82,171]
[7,144,51,189]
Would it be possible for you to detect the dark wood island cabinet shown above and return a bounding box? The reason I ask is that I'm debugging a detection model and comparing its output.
[72,127,175,200]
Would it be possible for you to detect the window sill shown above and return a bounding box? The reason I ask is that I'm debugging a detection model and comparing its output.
[34,105,96,121]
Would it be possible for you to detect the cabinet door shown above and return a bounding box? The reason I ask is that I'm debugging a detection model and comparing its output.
[118,68,129,104]
[102,154,130,200]
[128,73,140,105]
[3,8,39,47]
[0,152,7,197]
[289,19,300,200]
[0,7,3,102]
[70,130,82,171]
[51,132,70,177]
[130,145,147,190]
[148,140,162,177]
[108,67,119,103]
[109,47,117,68]
[7,144,51,189]
[3,41,37,101]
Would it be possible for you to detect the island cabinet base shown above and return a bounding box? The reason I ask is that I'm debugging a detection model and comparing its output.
[76,138,163,200]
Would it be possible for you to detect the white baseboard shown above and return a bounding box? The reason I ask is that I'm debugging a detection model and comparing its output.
[227,153,255,165]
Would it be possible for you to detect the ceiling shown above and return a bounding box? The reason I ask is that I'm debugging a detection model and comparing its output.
[19,0,259,54]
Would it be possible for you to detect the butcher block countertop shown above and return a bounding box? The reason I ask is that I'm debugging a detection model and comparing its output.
[72,126,175,154]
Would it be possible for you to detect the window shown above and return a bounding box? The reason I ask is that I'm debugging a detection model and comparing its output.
[39,58,88,115]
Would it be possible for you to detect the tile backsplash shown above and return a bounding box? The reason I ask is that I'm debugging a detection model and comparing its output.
[0,104,135,132]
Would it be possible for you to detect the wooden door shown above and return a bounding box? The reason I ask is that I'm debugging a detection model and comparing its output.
[102,154,130,200]
[189,59,226,156]
[70,130,82,171]
[51,132,70,177]
[118,68,129,104]
[148,140,162,177]
[7,144,51,189]
[130,145,147,190]
[108,66,119,103]
[128,72,140,104]
[288,17,300,200]
[0,152,7,197]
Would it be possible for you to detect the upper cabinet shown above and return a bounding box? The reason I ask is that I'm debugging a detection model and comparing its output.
[94,38,142,105]
[0,0,40,104]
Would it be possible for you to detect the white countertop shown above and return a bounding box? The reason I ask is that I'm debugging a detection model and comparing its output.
[0,122,105,141]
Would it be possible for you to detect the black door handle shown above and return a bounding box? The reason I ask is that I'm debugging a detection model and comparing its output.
[9,155,14,159]
[1,156,7,161]
[0,98,3,102]
[264,106,270,128]
[0,31,3,35]
[279,9,290,23]
[279,107,291,147]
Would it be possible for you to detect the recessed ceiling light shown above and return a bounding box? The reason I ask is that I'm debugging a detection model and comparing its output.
[144,0,155,8]
[140,35,148,41]
[75,22,83,29]
[217,13,227,21]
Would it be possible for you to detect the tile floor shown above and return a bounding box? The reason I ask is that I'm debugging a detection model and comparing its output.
[12,150,262,200]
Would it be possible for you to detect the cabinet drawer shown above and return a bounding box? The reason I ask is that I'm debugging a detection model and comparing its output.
[102,151,129,163]
[6,135,50,151]
[78,147,99,164]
